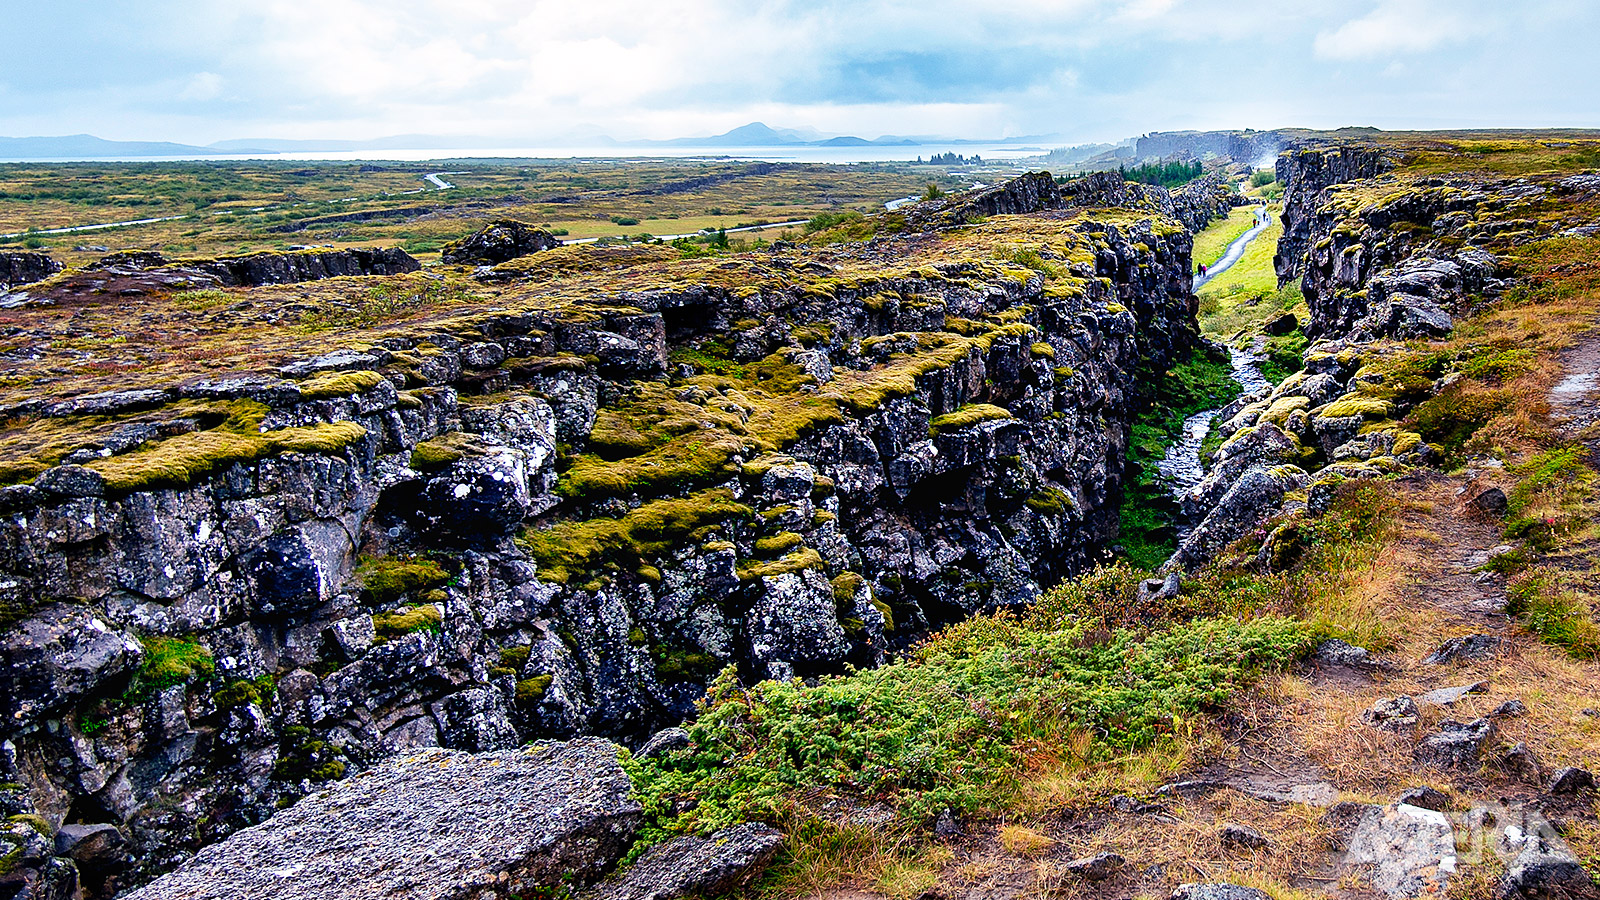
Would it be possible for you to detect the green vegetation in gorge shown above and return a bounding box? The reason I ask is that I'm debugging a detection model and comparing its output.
[627,601,1310,840]
[1118,344,1242,571]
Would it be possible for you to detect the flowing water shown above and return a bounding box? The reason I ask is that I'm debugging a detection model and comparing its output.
[1154,203,1276,528]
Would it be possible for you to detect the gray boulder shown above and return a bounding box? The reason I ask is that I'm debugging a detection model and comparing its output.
[1501,820,1596,900]
[1546,767,1595,796]
[1423,635,1502,665]
[1063,851,1124,881]
[1418,682,1490,707]
[1171,885,1273,900]
[1314,638,1377,668]
[122,740,643,900]
[1344,802,1458,898]
[1415,718,1497,771]
[431,688,519,752]
[1396,787,1451,812]
[0,251,63,288]
[591,822,784,900]
[0,605,144,728]
[1363,696,1420,731]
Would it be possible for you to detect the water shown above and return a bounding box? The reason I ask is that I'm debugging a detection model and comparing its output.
[0,142,1055,166]
[1155,343,1271,499]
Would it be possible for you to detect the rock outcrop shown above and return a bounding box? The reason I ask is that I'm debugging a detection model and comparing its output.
[122,740,642,900]
[3,248,420,307]
[0,170,1210,893]
[0,251,63,288]
[441,220,561,265]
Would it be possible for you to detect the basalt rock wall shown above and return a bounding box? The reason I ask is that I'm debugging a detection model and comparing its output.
[0,184,1202,895]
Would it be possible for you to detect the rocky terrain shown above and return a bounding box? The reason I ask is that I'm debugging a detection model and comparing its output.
[0,170,1245,897]
[4,135,1600,900]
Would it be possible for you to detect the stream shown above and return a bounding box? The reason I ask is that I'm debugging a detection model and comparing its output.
[1154,203,1276,527]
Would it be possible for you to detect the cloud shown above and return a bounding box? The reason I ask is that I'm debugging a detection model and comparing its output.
[178,73,224,102]
[0,1,1595,145]
[1313,0,1474,60]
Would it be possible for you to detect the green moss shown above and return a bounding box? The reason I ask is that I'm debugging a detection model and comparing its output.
[1029,342,1056,360]
[371,604,442,639]
[1319,396,1396,419]
[86,401,367,493]
[738,548,825,581]
[298,369,385,400]
[654,648,718,681]
[357,556,449,604]
[831,572,864,603]
[274,724,346,784]
[409,432,481,470]
[133,636,214,695]
[754,531,804,556]
[213,676,275,710]
[499,645,531,671]
[7,814,52,837]
[516,674,554,705]
[929,403,1014,436]
[520,489,754,584]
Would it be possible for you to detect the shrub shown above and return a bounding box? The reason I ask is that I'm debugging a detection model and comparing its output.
[625,614,1309,842]
[1506,568,1600,658]
[1403,385,1511,456]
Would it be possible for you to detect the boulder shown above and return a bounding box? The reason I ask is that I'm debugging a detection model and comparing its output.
[1498,742,1548,784]
[635,727,691,761]
[0,605,144,728]
[1415,718,1496,771]
[1417,682,1490,707]
[431,688,519,752]
[1264,312,1299,336]
[1063,852,1125,881]
[1363,696,1420,731]
[591,822,784,900]
[1220,824,1269,850]
[1469,487,1510,516]
[1396,787,1451,812]
[1493,699,1529,719]
[1171,885,1272,900]
[1423,635,1501,665]
[0,251,63,288]
[1314,638,1377,668]
[441,220,561,265]
[1546,767,1594,796]
[1344,802,1458,898]
[1500,819,1596,900]
[122,741,643,900]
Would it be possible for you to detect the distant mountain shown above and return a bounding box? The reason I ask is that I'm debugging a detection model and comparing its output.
[0,134,222,159]
[657,122,809,147]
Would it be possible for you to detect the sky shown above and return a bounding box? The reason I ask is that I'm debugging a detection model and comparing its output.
[1,0,1597,146]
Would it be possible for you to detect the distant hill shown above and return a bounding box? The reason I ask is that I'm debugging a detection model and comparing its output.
[0,134,222,159]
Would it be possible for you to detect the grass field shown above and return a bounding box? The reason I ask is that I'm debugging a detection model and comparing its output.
[1198,209,1280,298]
[1190,205,1258,270]
[0,159,1008,266]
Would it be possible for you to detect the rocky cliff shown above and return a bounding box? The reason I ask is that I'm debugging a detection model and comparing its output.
[2,248,420,308]
[0,173,1213,895]
[1173,141,1600,572]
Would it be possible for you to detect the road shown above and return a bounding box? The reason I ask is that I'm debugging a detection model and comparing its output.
[1194,203,1271,290]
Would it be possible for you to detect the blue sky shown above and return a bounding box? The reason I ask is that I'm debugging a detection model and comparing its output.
[1,0,1596,144]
